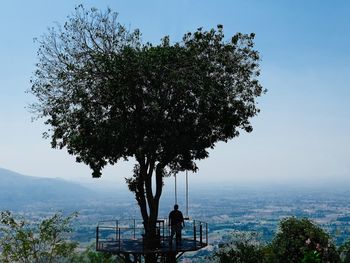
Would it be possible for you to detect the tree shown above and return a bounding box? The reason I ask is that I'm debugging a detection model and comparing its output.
[30,5,263,253]
[269,217,340,263]
[0,211,78,263]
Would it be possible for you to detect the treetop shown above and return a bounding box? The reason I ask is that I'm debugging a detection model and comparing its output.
[30,5,264,178]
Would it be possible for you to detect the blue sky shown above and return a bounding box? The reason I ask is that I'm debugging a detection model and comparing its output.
[0,0,349,189]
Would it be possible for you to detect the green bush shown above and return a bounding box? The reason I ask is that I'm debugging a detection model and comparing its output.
[0,211,118,263]
[211,218,343,263]
[0,211,78,263]
[270,217,340,263]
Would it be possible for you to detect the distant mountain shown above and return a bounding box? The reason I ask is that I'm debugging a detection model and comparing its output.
[0,167,96,210]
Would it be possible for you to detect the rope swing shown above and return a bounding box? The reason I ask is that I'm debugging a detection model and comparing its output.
[174,171,189,218]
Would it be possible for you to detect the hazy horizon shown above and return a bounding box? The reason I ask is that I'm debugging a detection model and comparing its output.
[2,166,350,195]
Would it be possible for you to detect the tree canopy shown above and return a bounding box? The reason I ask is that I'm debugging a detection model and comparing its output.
[30,5,264,248]
[31,5,263,177]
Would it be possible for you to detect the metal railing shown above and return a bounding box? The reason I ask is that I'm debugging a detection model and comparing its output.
[96,218,208,252]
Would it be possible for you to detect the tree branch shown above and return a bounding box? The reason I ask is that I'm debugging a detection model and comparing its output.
[154,163,163,201]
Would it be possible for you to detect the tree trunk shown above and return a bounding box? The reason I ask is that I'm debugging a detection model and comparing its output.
[134,158,164,262]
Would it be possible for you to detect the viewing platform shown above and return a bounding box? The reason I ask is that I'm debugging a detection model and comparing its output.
[96,218,208,260]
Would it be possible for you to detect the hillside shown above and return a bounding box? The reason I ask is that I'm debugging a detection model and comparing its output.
[0,167,96,210]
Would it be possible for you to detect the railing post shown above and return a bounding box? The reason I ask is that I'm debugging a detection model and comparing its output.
[193,220,196,245]
[119,228,121,251]
[206,223,208,244]
[116,220,119,246]
[168,219,170,237]
[133,219,136,239]
[200,223,203,245]
[96,226,99,251]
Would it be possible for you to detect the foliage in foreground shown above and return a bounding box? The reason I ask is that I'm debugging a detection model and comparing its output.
[212,217,344,263]
[0,211,118,263]
[211,231,265,263]
[0,211,78,263]
[270,217,340,263]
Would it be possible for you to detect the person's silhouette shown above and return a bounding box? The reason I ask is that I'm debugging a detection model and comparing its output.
[168,204,185,245]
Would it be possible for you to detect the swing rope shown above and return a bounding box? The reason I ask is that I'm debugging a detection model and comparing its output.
[174,171,189,217]
[174,173,177,205]
[186,170,188,217]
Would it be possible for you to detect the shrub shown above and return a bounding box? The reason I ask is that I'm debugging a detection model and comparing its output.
[270,217,340,263]
[0,211,78,263]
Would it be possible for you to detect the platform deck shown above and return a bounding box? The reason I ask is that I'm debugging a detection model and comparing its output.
[97,237,207,254]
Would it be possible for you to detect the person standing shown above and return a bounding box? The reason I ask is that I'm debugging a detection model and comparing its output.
[168,204,185,245]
